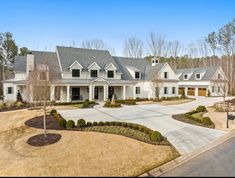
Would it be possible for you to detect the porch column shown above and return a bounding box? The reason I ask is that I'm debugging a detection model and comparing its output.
[50,85,55,101]
[89,85,93,101]
[67,85,70,102]
[195,87,198,97]
[133,86,136,99]
[60,86,64,102]
[103,85,107,101]
[185,87,188,96]
[123,85,126,100]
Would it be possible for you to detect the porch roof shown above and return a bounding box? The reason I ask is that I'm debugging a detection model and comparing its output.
[54,79,136,85]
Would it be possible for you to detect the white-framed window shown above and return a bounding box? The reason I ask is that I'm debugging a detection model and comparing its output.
[164,87,168,94]
[172,87,176,94]
[218,86,221,92]
[184,74,188,80]
[91,70,98,78]
[72,69,80,77]
[218,73,221,79]
[7,87,13,94]
[164,72,168,79]
[212,86,215,93]
[136,87,140,94]
[107,70,114,78]
[135,72,141,79]
[195,73,201,80]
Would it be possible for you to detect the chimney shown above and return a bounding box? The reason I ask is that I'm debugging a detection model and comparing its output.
[151,56,159,66]
[26,54,34,75]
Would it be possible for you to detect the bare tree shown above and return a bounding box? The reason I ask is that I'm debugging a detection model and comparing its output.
[26,56,59,137]
[218,23,234,94]
[147,31,165,57]
[151,72,163,100]
[206,32,218,66]
[81,39,115,55]
[123,37,144,58]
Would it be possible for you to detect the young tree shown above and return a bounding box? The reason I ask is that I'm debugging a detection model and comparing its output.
[26,56,59,137]
[16,90,23,102]
[123,37,144,58]
[151,72,163,100]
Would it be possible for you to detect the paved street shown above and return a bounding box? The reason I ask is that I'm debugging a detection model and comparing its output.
[161,136,235,177]
[58,97,233,155]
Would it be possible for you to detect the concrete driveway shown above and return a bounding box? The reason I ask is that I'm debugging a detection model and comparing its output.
[58,97,233,155]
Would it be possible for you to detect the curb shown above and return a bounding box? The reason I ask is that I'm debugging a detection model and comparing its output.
[139,130,235,177]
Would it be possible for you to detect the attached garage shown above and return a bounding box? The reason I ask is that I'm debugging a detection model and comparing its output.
[187,88,195,96]
[198,88,207,96]
[178,87,185,95]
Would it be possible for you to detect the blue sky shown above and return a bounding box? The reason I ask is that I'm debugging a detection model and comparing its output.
[1,0,234,56]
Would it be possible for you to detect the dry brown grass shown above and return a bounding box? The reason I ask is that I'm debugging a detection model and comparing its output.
[0,109,179,177]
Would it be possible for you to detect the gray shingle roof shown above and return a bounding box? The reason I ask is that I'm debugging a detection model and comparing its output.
[176,66,220,81]
[112,56,165,80]
[56,46,120,71]
[13,56,27,72]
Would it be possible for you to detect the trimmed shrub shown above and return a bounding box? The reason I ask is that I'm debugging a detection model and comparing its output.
[196,105,207,112]
[6,101,15,109]
[16,102,24,108]
[105,121,111,126]
[133,124,139,130]
[50,109,57,116]
[202,117,212,125]
[77,119,86,128]
[86,122,92,127]
[66,120,75,128]
[103,101,122,108]
[16,90,23,102]
[150,131,163,142]
[127,123,133,129]
[98,121,104,126]
[116,99,136,105]
[58,119,67,128]
[122,122,128,127]
[0,102,4,110]
[93,121,98,126]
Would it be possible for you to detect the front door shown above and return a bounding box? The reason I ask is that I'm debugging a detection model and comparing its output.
[72,88,80,101]
[94,87,99,100]
[108,87,114,99]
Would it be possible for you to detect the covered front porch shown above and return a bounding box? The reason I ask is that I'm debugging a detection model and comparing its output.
[52,78,136,102]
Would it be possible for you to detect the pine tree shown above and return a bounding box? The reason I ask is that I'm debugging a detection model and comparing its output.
[16,90,23,102]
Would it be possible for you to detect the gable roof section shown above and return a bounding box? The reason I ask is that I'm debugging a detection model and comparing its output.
[176,66,220,81]
[113,56,165,80]
[13,56,27,72]
[56,46,120,71]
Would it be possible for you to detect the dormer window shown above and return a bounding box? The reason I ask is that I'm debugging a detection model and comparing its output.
[135,72,141,79]
[72,69,80,77]
[164,72,168,79]
[107,71,114,78]
[184,74,188,80]
[91,70,98,78]
[196,73,201,80]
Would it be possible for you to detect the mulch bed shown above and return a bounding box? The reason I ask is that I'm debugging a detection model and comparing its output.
[227,99,235,105]
[25,115,62,130]
[0,106,30,112]
[27,133,61,147]
[172,114,215,129]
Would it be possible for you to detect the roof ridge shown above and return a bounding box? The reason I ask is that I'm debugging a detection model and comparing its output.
[56,46,110,53]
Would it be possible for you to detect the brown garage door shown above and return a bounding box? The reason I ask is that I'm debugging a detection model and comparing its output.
[198,88,207,96]
[187,88,195,96]
[178,87,185,95]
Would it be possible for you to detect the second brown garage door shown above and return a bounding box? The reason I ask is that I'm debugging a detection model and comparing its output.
[198,88,207,96]
[187,88,195,96]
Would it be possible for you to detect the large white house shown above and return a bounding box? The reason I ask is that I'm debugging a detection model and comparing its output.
[2,46,228,102]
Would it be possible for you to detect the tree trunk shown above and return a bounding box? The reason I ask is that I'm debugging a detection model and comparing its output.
[43,107,47,137]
